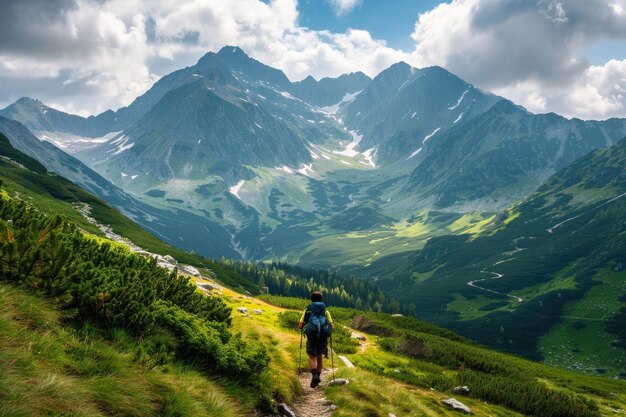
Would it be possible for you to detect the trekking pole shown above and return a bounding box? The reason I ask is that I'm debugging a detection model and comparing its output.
[330,335,335,381]
[298,330,303,375]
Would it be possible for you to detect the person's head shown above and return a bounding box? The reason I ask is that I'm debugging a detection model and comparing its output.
[311,291,323,302]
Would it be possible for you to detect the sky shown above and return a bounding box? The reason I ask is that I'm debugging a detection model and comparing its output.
[1,0,626,120]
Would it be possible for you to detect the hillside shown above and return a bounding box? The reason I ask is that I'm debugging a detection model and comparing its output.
[2,132,626,416]
[372,137,626,376]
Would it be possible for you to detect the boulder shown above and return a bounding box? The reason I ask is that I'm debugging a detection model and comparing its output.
[277,402,296,417]
[328,378,350,386]
[442,398,471,414]
[453,386,470,396]
[252,309,263,315]
[237,307,248,314]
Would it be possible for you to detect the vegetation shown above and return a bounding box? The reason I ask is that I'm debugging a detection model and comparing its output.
[266,294,626,417]
[223,260,416,315]
[0,185,272,411]
[0,284,242,417]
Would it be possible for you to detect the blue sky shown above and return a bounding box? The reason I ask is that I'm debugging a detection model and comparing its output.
[298,0,450,50]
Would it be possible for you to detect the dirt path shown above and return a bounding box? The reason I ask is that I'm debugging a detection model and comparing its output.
[292,369,337,417]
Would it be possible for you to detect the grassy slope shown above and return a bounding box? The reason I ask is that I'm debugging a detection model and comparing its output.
[0,285,242,417]
[369,138,626,375]
[253,294,626,417]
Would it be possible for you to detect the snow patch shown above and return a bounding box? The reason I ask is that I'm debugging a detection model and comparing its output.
[275,166,294,174]
[407,147,422,160]
[361,147,377,168]
[111,134,127,145]
[321,153,331,160]
[411,112,417,119]
[453,112,464,124]
[422,127,441,144]
[319,90,362,114]
[448,89,469,110]
[121,172,128,178]
[297,163,316,177]
[334,130,363,157]
[197,139,202,144]
[254,122,263,129]
[279,91,296,100]
[309,150,320,160]
[112,142,134,155]
[340,160,352,166]
[397,80,409,91]
[131,174,139,180]
[229,180,245,198]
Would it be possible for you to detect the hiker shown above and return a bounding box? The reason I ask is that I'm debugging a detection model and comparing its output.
[298,291,334,388]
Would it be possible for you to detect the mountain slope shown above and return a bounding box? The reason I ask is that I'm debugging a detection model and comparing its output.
[372,136,626,375]
[403,100,626,209]
[83,77,316,185]
[338,62,500,162]
[290,71,371,107]
[0,121,238,259]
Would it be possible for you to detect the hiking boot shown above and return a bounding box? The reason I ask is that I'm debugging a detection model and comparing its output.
[310,370,321,388]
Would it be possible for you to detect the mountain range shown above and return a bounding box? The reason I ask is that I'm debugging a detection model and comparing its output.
[1,45,625,375]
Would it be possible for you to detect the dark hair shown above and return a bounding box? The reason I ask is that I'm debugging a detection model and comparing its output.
[311,291,323,302]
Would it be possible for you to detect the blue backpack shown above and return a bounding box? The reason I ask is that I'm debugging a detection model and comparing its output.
[304,302,333,340]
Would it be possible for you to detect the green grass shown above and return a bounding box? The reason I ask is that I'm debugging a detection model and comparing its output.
[538,269,626,377]
[0,284,243,417]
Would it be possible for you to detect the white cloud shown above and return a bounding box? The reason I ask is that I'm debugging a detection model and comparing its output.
[408,0,626,119]
[327,0,363,16]
[1,0,626,120]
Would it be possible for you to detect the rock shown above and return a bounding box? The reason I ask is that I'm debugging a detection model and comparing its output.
[178,264,201,277]
[338,355,355,368]
[328,378,350,386]
[389,414,397,417]
[252,309,263,315]
[162,255,177,265]
[316,398,333,406]
[453,386,470,395]
[261,286,270,294]
[277,402,296,417]
[330,405,337,411]
[391,314,403,317]
[237,307,248,314]
[393,369,401,373]
[351,332,366,341]
[442,398,471,414]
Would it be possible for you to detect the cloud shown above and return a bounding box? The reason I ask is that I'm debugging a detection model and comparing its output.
[0,0,401,115]
[0,0,625,120]
[326,0,363,16]
[408,0,626,119]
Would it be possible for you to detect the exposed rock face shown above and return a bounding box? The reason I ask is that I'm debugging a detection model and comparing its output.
[442,398,471,414]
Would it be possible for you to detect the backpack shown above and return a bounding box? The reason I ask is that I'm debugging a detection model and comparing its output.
[303,302,333,340]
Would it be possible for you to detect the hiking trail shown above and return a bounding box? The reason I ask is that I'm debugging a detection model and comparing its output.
[292,368,338,417]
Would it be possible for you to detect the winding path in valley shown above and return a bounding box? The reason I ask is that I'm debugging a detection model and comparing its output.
[466,248,526,303]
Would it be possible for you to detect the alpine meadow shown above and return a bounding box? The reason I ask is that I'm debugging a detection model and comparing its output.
[1,1,626,416]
